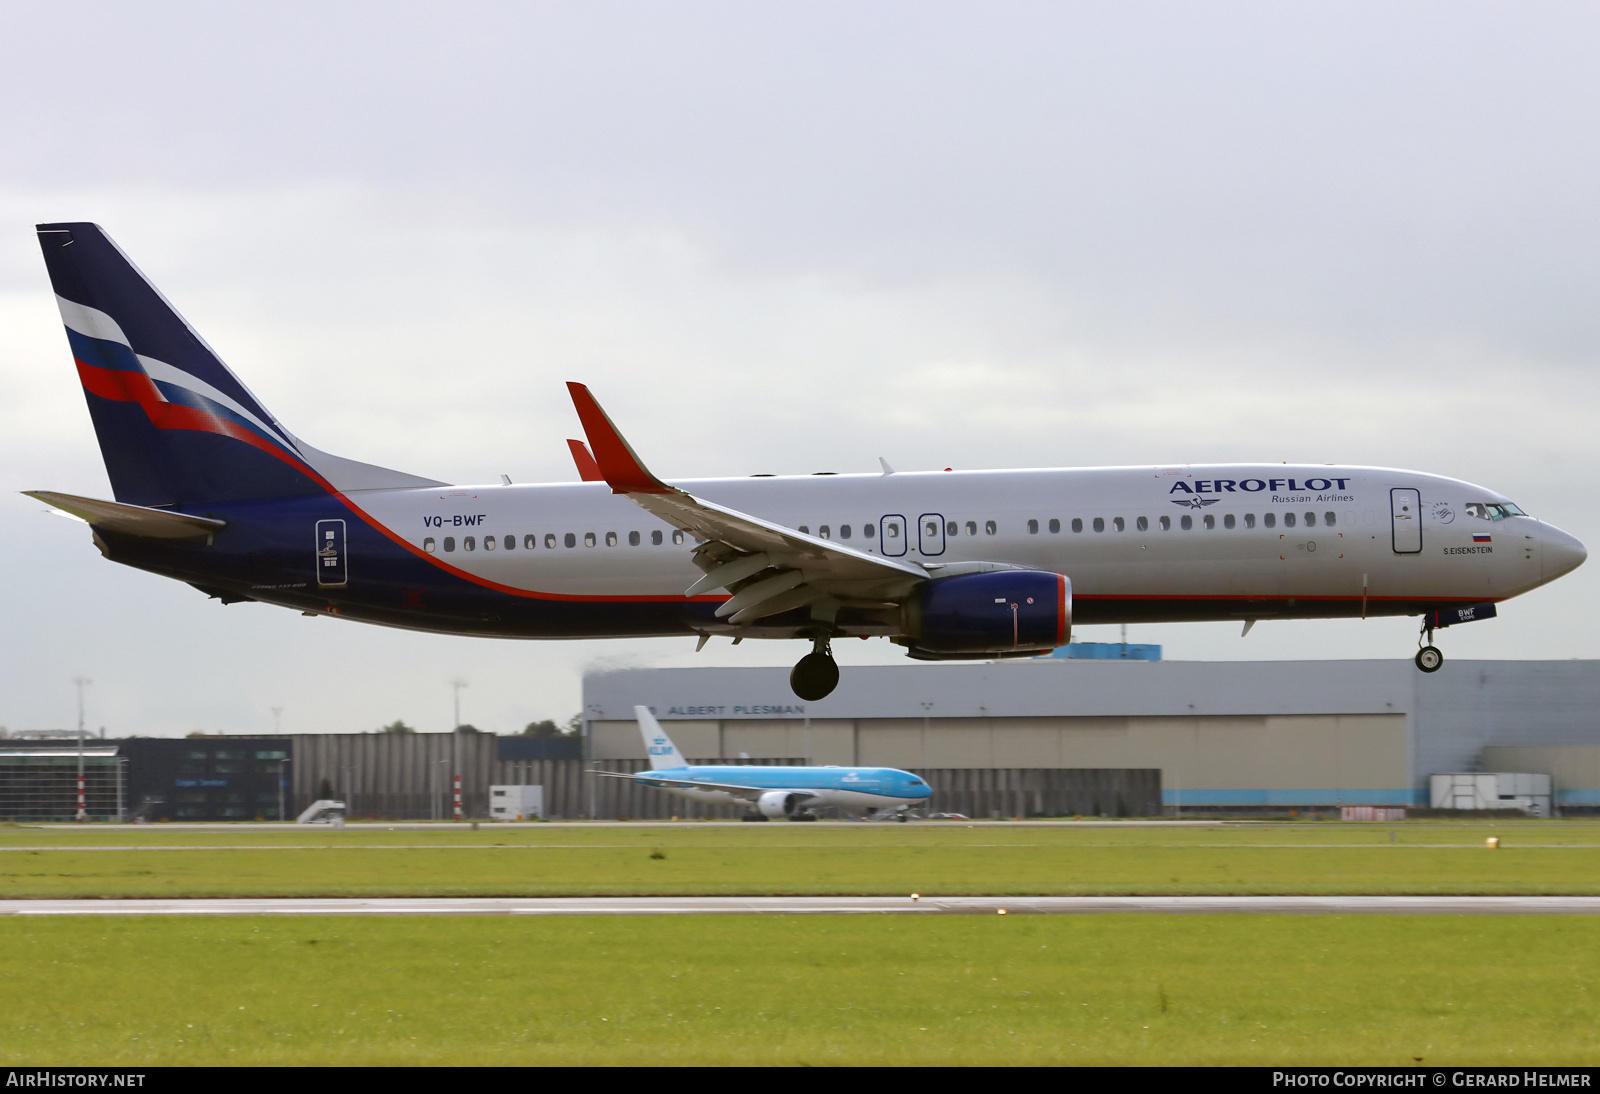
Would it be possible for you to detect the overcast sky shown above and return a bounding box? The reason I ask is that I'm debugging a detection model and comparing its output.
[3,1,1599,737]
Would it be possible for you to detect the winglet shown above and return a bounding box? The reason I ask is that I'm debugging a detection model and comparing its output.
[566,439,604,482]
[565,383,677,495]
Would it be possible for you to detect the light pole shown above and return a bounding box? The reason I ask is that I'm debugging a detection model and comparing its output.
[74,677,91,822]
[920,701,933,772]
[449,680,467,822]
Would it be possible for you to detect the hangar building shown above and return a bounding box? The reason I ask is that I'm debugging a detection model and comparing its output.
[583,658,1600,811]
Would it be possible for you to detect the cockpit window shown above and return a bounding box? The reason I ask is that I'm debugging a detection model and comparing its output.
[1465,502,1527,521]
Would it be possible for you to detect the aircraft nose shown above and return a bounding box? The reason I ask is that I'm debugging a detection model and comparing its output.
[1542,523,1588,582]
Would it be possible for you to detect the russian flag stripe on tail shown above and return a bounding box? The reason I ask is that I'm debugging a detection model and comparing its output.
[35,223,445,509]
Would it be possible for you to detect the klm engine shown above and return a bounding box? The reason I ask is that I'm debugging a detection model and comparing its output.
[757,790,804,819]
[898,570,1070,659]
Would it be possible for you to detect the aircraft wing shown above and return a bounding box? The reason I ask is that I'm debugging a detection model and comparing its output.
[566,382,927,626]
[591,770,821,802]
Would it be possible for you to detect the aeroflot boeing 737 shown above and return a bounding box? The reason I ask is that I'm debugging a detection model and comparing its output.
[26,223,1588,700]
[596,707,931,820]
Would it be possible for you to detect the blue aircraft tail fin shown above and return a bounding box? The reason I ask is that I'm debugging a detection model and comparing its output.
[35,222,442,508]
[634,706,688,770]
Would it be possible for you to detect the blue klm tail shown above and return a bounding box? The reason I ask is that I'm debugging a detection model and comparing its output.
[35,222,441,509]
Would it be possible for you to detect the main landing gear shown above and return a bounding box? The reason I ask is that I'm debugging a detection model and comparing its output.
[1416,621,1444,674]
[790,635,840,701]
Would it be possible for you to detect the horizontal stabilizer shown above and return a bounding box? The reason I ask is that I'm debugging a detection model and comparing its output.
[24,490,226,539]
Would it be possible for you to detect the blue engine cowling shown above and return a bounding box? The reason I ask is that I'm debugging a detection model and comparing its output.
[905,570,1070,655]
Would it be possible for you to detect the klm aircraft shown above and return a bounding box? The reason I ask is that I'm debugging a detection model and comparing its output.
[594,707,932,820]
[27,224,1588,702]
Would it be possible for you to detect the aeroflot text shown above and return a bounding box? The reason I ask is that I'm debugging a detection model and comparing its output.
[1272,1075,1590,1088]
[1171,478,1352,494]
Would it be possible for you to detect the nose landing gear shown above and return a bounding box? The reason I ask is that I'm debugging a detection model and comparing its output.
[790,635,840,700]
[1416,621,1444,673]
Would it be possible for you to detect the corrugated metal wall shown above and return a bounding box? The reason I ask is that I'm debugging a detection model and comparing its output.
[288,735,1160,819]
[920,768,1162,818]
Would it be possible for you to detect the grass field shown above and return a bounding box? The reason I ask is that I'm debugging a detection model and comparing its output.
[1,821,1597,898]
[3,913,1598,1066]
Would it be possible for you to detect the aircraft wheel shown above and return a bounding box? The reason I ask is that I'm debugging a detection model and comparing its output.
[896,814,908,823]
[1415,646,1444,673]
[741,813,769,822]
[790,651,840,700]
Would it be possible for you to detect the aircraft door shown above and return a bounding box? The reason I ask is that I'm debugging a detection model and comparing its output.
[879,514,907,557]
[315,519,348,586]
[1390,489,1422,554]
[918,513,946,556]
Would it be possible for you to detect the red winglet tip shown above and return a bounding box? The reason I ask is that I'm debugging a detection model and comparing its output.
[564,383,674,495]
[566,439,603,482]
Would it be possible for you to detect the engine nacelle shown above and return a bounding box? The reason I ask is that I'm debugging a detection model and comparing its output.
[904,570,1070,655]
[757,790,802,819]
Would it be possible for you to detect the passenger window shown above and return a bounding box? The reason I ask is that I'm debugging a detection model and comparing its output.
[945,521,957,536]
[525,535,537,549]
[423,537,436,553]
[1048,518,1060,533]
[1181,515,1192,530]
[1325,512,1336,527]
[1113,516,1125,532]
[1284,513,1296,528]
[1093,517,1104,533]
[564,533,576,548]
[1027,519,1039,534]
[1244,514,1255,529]
[672,530,685,545]
[1136,516,1148,532]
[629,531,640,546]
[1304,512,1316,528]
[886,522,900,538]
[966,521,978,536]
[605,531,617,546]
[819,525,831,539]
[865,524,876,538]
[546,534,557,549]
[504,535,515,550]
[1071,518,1083,533]
[1224,514,1235,530]
[985,520,997,535]
[1203,514,1214,530]
[924,520,938,537]
[583,532,595,547]
[651,530,663,545]
[1264,513,1275,529]
[798,525,810,535]
[1159,516,1170,531]
[841,525,852,540]
[464,536,476,551]
[483,536,495,551]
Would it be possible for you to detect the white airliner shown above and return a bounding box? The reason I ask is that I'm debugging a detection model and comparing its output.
[28,222,1589,701]
[594,707,932,820]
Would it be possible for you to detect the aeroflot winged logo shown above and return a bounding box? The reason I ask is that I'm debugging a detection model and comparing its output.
[1171,497,1221,510]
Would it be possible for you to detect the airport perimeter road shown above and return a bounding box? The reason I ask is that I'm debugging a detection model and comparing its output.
[6,896,1600,916]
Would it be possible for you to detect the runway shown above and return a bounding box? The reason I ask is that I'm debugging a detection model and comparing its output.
[4,896,1600,916]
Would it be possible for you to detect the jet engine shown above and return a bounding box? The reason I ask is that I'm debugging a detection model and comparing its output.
[756,790,803,819]
[900,570,1070,656]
